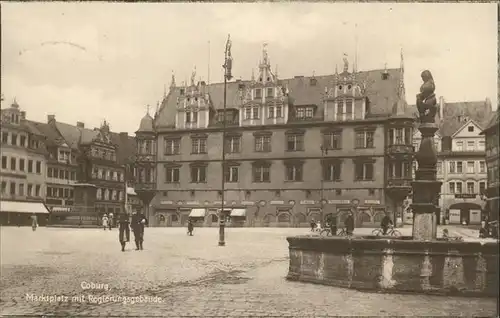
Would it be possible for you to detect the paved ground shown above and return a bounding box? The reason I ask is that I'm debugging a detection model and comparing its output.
[1,226,497,317]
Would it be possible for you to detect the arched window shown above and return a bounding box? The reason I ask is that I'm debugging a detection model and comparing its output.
[278,212,290,223]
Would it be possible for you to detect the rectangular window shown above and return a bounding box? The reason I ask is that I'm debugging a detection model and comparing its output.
[252,107,259,119]
[28,160,33,173]
[336,101,344,117]
[355,131,374,148]
[65,170,70,180]
[190,166,207,183]
[449,182,455,194]
[323,162,341,181]
[436,161,442,175]
[1,156,6,169]
[322,131,342,150]
[255,136,271,152]
[276,106,282,118]
[305,108,313,118]
[10,182,15,195]
[286,134,304,151]
[20,135,26,147]
[35,161,41,174]
[245,107,251,120]
[27,184,33,197]
[285,164,303,182]
[479,161,486,173]
[10,158,16,171]
[296,108,305,118]
[355,162,374,181]
[59,169,65,179]
[449,161,456,173]
[253,165,270,182]
[165,167,180,183]
[467,161,475,174]
[456,182,462,194]
[268,106,274,118]
[224,165,239,183]
[466,141,475,151]
[456,141,464,151]
[457,162,463,173]
[1,132,8,144]
[479,182,486,194]
[478,140,485,151]
[64,188,70,198]
[18,183,24,196]
[345,100,353,118]
[11,133,17,146]
[255,88,262,99]
[225,136,240,153]
[35,185,40,197]
[191,138,207,154]
[185,111,191,123]
[266,87,273,97]
[467,182,475,194]
[1,181,6,194]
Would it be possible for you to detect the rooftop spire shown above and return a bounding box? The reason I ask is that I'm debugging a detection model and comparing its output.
[191,66,196,86]
[262,42,269,65]
[170,70,176,88]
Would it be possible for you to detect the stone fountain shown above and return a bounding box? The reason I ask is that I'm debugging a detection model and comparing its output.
[286,71,498,297]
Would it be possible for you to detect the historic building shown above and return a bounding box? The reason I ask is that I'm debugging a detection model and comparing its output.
[481,107,499,222]
[32,119,79,214]
[0,100,50,225]
[136,45,415,227]
[412,98,492,225]
[45,116,136,222]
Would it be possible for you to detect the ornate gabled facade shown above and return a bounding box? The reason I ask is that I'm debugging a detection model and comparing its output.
[137,44,414,228]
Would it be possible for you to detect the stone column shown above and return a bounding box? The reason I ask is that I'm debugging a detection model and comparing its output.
[411,123,442,240]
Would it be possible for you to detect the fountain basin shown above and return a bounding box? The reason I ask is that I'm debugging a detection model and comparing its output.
[286,235,498,297]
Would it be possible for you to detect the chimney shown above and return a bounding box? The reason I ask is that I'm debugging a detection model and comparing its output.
[76,122,85,128]
[20,111,26,120]
[47,115,55,124]
[439,96,444,119]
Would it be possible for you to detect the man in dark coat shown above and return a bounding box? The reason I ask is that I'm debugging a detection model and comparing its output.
[118,212,130,252]
[187,218,194,236]
[344,212,355,236]
[381,213,393,235]
[131,210,147,250]
[329,215,338,236]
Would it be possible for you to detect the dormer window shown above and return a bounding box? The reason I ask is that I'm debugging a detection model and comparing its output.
[295,107,314,120]
[338,85,343,90]
[266,87,273,97]
[347,85,352,90]
[255,89,262,99]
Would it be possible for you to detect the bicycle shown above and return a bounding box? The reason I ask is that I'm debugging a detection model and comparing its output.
[372,226,401,237]
[319,228,333,236]
[337,228,350,237]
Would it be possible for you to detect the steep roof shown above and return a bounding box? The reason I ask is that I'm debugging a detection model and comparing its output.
[30,121,65,147]
[481,107,499,134]
[438,100,491,137]
[156,68,402,128]
[54,122,98,149]
[137,113,154,133]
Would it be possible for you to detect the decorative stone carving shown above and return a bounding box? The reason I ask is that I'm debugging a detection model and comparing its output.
[416,70,437,123]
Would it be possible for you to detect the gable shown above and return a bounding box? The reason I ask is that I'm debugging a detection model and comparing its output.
[451,119,483,138]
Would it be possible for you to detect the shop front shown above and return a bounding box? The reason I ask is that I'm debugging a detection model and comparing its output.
[0,200,50,226]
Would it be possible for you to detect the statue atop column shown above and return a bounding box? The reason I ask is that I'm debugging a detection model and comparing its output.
[416,70,437,123]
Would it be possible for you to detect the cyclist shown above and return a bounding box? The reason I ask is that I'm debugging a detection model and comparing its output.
[381,212,393,235]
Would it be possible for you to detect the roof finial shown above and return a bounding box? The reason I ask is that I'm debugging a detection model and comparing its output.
[342,53,349,73]
[191,66,196,86]
[170,70,176,88]
[12,97,19,108]
[251,68,255,82]
[275,64,279,79]
[146,104,150,116]
[262,42,269,65]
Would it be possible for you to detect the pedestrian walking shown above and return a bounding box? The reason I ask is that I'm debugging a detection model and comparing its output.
[187,218,194,236]
[118,212,130,252]
[329,215,337,236]
[102,214,109,231]
[108,212,114,230]
[31,213,38,231]
[131,210,147,250]
[344,211,355,236]
[310,219,316,232]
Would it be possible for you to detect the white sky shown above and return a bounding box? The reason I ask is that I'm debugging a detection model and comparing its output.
[1,2,497,134]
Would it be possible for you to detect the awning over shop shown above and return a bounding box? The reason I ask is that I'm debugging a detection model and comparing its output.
[51,207,72,213]
[189,208,206,218]
[0,201,50,214]
[230,209,246,217]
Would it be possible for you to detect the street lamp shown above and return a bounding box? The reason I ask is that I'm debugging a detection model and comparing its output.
[219,34,233,247]
[320,144,328,223]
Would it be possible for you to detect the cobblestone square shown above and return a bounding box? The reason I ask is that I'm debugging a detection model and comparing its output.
[1,226,497,317]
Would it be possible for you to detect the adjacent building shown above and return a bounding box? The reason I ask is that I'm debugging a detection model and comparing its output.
[481,107,499,222]
[0,100,50,225]
[412,98,492,225]
[135,45,415,227]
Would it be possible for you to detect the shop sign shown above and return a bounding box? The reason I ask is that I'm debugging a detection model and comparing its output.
[270,200,285,205]
[364,200,381,205]
[176,201,184,205]
[241,201,255,206]
[455,194,476,199]
[300,200,316,205]
[214,201,227,205]
[186,201,199,205]
[160,200,174,205]
[328,200,351,204]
